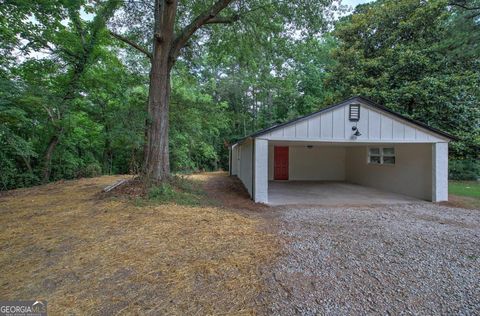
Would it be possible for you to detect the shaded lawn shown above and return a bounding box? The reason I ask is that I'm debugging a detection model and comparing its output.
[449,181,480,209]
[449,181,480,198]
[0,174,277,315]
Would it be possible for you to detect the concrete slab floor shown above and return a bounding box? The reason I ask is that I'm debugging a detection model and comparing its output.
[268,181,421,206]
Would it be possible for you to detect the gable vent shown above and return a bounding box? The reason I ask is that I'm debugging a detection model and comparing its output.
[349,104,360,121]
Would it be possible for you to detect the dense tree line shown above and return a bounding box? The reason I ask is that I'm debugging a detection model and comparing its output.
[1,0,478,190]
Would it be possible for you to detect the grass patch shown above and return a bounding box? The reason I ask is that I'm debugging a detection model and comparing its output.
[448,180,480,209]
[147,175,209,206]
[449,181,480,199]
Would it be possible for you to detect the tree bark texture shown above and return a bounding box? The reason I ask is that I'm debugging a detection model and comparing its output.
[42,133,60,183]
[142,0,177,182]
[140,0,235,182]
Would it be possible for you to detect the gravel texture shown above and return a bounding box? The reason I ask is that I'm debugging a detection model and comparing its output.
[266,203,480,315]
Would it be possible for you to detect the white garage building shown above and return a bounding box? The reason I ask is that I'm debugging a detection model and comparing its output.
[229,96,454,204]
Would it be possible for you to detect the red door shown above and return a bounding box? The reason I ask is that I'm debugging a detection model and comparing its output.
[274,146,289,180]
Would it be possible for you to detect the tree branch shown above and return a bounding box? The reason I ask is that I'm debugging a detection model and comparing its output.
[29,33,79,59]
[68,7,87,48]
[109,30,152,59]
[448,2,480,11]
[170,0,235,63]
[204,14,240,25]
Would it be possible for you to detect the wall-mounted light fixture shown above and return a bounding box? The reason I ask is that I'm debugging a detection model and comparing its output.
[352,126,362,137]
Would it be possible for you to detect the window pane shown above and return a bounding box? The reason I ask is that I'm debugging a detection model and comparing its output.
[382,147,395,156]
[383,156,396,164]
[369,156,381,164]
[369,148,380,155]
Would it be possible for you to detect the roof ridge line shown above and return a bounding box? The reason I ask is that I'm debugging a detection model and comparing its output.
[230,96,455,146]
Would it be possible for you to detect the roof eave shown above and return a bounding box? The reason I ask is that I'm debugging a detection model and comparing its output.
[355,96,457,141]
[230,96,457,145]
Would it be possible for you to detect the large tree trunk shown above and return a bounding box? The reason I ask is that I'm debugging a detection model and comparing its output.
[42,134,60,183]
[142,0,177,182]
[138,0,234,183]
[143,69,171,182]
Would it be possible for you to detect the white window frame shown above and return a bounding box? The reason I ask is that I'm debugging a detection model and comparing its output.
[368,146,396,165]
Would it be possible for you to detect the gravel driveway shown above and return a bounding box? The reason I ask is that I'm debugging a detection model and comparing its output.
[266,203,480,315]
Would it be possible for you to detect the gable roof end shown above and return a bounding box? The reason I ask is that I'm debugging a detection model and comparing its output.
[231,96,456,146]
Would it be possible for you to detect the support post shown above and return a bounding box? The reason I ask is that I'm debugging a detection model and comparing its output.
[230,144,238,176]
[254,138,268,203]
[228,146,232,176]
[432,142,448,202]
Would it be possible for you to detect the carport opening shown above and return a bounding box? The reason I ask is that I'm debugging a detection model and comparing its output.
[268,142,433,205]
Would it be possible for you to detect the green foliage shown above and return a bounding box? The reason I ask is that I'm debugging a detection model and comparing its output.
[0,148,38,190]
[147,176,207,206]
[449,160,480,181]
[83,163,103,178]
[1,0,478,191]
[208,34,338,150]
[440,0,480,60]
[328,0,480,159]
[170,70,230,172]
[148,183,176,200]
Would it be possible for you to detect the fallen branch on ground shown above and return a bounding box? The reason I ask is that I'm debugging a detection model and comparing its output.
[102,179,128,193]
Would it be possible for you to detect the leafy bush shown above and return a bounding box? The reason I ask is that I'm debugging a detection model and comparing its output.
[147,176,207,206]
[148,183,176,200]
[83,163,102,178]
[449,159,480,181]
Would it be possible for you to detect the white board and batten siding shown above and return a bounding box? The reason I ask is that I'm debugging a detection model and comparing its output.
[230,97,451,204]
[232,139,268,202]
[237,139,253,196]
[262,102,448,143]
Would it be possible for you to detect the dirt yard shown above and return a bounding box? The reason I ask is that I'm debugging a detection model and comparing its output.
[0,172,479,315]
[0,173,277,314]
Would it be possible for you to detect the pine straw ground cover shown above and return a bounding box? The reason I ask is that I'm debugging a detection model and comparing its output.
[0,174,278,314]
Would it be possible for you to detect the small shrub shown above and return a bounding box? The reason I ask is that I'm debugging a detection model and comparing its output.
[83,163,102,178]
[148,183,176,200]
[449,159,480,181]
[147,176,208,206]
